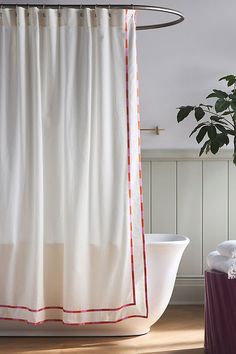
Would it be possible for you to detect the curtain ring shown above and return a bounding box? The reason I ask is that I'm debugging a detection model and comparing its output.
[131,3,135,17]
[80,3,83,16]
[0,4,3,17]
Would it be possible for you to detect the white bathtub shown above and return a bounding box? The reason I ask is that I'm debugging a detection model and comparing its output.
[0,234,189,336]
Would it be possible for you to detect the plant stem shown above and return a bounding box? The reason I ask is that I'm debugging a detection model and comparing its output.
[221,117,235,127]
[200,108,235,128]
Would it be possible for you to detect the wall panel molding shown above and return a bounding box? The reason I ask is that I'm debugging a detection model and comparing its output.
[141,149,234,304]
[142,149,234,161]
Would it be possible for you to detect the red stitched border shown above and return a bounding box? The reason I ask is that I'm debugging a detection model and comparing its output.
[0,313,147,326]
[125,8,136,305]
[0,10,148,324]
[0,303,135,313]
[134,9,149,317]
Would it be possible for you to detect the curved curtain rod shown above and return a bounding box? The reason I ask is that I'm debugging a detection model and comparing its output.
[0,4,184,30]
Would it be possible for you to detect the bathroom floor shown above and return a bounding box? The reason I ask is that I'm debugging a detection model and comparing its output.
[0,305,204,354]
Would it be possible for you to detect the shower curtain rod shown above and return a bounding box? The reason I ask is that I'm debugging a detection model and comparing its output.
[0,4,184,30]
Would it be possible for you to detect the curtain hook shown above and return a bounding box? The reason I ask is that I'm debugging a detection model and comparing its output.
[27,3,30,17]
[132,3,135,17]
[58,4,61,17]
[94,3,97,17]
[108,4,111,17]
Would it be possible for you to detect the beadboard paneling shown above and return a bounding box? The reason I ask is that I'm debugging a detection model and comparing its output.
[177,161,202,276]
[142,150,235,303]
[142,161,151,233]
[229,162,236,240]
[151,161,176,234]
[202,161,228,269]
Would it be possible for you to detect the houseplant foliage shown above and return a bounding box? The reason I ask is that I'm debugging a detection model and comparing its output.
[177,75,236,165]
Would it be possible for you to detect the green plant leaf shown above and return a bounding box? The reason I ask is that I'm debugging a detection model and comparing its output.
[215,124,227,134]
[189,122,207,137]
[216,133,230,147]
[194,106,205,121]
[206,93,218,99]
[196,126,208,143]
[208,125,217,139]
[233,151,236,166]
[219,75,236,86]
[210,116,228,126]
[223,135,230,145]
[210,115,220,122]
[225,129,236,136]
[211,116,228,128]
[219,75,236,82]
[199,140,210,156]
[210,140,220,154]
[228,78,236,86]
[206,90,228,99]
[229,94,236,102]
[177,106,194,122]
[231,101,236,112]
[222,110,234,115]
[215,99,230,112]
[213,90,228,99]
[199,104,213,109]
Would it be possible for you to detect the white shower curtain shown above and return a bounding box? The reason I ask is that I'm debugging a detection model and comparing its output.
[0,6,148,324]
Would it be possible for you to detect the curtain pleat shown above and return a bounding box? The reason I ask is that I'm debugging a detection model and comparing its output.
[0,6,148,324]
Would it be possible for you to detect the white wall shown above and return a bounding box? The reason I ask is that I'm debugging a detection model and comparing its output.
[3,0,236,149]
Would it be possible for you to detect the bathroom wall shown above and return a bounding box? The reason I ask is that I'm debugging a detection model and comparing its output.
[3,0,236,149]
[142,149,236,303]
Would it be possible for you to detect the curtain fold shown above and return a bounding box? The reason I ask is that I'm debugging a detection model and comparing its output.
[0,6,148,324]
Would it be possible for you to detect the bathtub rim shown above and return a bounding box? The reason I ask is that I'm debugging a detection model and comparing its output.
[145,233,190,245]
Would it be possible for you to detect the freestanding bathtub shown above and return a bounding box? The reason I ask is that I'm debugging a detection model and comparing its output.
[0,234,189,336]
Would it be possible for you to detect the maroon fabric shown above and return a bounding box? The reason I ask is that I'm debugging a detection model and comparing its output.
[205,270,236,354]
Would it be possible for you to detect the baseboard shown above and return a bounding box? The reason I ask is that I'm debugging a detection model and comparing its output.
[170,277,204,305]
